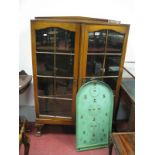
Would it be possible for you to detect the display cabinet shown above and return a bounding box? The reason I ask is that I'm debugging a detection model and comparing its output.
[31,16,129,135]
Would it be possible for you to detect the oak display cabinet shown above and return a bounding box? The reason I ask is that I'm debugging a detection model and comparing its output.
[31,16,130,135]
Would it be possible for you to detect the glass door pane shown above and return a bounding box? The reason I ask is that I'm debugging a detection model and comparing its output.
[107,30,125,53]
[36,53,54,76]
[37,78,73,98]
[36,28,75,53]
[104,55,121,76]
[56,28,75,52]
[56,55,74,77]
[36,28,54,52]
[35,27,76,117]
[85,29,125,92]
[88,30,106,53]
[86,55,105,76]
[39,98,72,117]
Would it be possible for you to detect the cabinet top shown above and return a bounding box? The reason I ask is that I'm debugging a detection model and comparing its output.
[31,16,129,26]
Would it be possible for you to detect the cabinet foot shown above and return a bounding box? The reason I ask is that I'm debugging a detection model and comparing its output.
[35,124,44,136]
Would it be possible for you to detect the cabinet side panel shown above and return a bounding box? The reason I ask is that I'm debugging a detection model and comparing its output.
[72,25,80,121]
[31,21,39,117]
[114,27,130,119]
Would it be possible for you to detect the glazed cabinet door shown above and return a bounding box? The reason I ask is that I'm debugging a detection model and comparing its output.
[79,24,129,115]
[31,21,80,124]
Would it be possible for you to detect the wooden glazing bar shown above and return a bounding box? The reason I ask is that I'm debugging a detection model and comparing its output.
[38,96,72,101]
[88,48,121,52]
[39,114,72,119]
[85,76,118,79]
[36,51,75,55]
[37,75,74,79]
[36,46,74,51]
[102,30,109,77]
[53,28,56,95]
[87,53,122,56]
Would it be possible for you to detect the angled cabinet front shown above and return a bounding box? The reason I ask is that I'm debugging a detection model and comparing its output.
[31,21,80,126]
[79,24,129,116]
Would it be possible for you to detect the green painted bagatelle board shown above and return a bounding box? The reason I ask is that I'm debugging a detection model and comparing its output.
[76,80,114,151]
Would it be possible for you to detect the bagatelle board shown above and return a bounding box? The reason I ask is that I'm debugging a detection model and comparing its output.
[76,80,114,151]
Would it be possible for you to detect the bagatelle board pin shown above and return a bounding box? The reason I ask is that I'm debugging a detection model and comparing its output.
[76,80,114,151]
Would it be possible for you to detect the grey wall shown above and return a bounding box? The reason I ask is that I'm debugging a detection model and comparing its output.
[19,82,36,122]
[19,105,36,122]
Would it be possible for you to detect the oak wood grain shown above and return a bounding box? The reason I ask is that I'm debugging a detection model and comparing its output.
[109,132,135,155]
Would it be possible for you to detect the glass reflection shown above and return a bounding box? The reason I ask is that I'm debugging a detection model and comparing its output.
[36,28,54,51]
[56,55,73,77]
[36,53,54,75]
[87,30,124,53]
[36,28,75,53]
[86,55,105,76]
[105,56,121,76]
[56,28,75,51]
[88,31,106,52]
[107,30,124,53]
